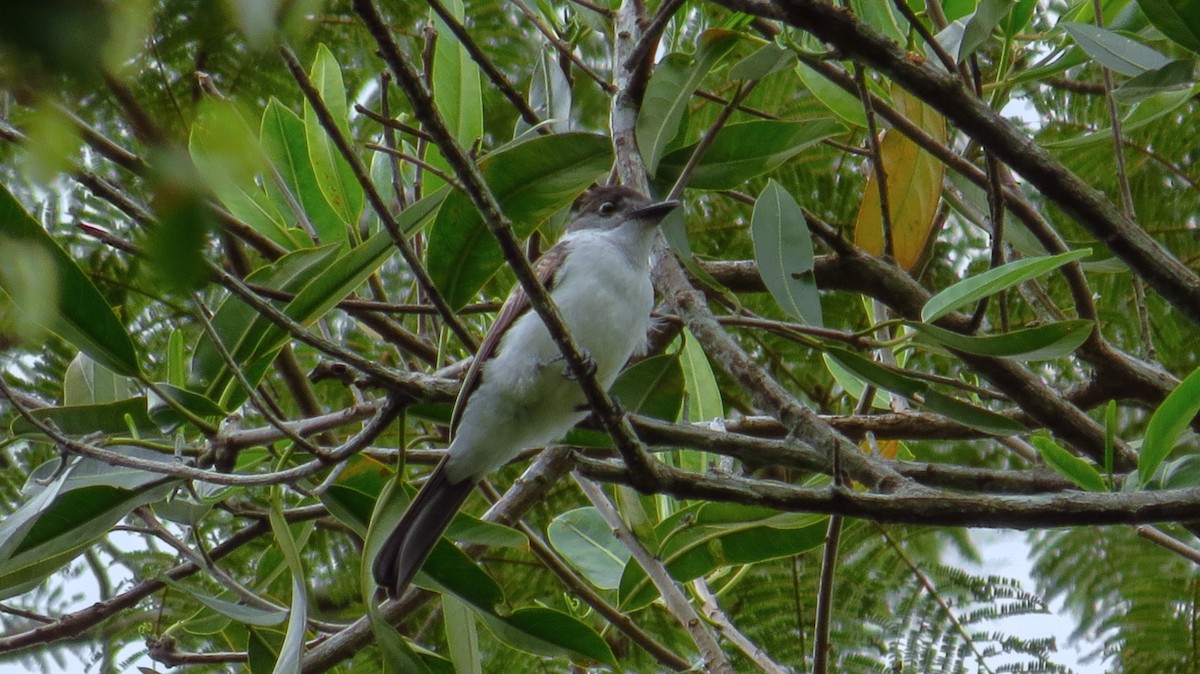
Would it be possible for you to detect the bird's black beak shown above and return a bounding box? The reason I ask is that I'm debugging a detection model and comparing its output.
[630,200,681,223]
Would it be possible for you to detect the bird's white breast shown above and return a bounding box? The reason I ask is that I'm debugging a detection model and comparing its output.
[444,229,655,482]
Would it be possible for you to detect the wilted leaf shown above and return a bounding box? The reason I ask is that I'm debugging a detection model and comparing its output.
[855,88,946,272]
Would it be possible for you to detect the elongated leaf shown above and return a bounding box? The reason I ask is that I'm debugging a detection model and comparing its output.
[826,348,1025,435]
[517,49,572,136]
[794,62,868,127]
[443,594,482,674]
[678,327,723,423]
[426,132,612,309]
[656,119,846,191]
[0,448,178,597]
[1112,59,1195,103]
[935,0,1017,62]
[304,44,363,236]
[752,180,822,325]
[1033,436,1106,491]
[1136,0,1200,53]
[637,30,740,175]
[620,504,826,609]
[729,42,795,81]
[921,249,1091,322]
[1062,22,1170,76]
[1139,365,1200,486]
[477,607,617,667]
[1047,85,1199,149]
[0,184,140,377]
[10,396,156,437]
[192,244,342,398]
[850,0,905,43]
[269,503,307,674]
[547,507,629,590]
[911,319,1094,361]
[432,0,483,147]
[160,577,288,627]
[190,99,298,249]
[261,98,344,244]
[855,88,946,272]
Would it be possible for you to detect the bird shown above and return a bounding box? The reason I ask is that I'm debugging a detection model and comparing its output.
[372,185,680,597]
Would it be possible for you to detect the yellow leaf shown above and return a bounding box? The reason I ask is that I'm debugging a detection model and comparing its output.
[854,87,947,272]
[860,438,900,459]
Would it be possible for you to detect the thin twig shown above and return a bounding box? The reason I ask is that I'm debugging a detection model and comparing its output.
[1136,525,1200,565]
[811,514,842,674]
[575,475,732,673]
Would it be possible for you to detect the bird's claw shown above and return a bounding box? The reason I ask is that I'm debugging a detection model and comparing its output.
[561,351,597,380]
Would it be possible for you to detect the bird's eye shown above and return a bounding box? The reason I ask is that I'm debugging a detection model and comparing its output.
[598,201,616,216]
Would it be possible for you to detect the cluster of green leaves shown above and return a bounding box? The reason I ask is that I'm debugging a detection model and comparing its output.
[0,0,1199,672]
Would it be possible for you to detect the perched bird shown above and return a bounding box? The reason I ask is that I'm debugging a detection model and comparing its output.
[373,185,679,596]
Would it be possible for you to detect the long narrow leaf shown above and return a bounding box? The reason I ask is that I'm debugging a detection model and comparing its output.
[0,184,140,376]
[752,180,822,326]
[1139,365,1200,485]
[921,249,1091,322]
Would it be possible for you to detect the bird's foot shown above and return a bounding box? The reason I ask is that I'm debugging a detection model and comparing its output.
[558,350,597,380]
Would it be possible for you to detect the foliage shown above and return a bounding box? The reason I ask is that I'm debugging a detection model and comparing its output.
[1,0,1199,672]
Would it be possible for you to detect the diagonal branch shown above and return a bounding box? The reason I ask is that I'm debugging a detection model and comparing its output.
[716,0,1200,326]
[353,0,666,491]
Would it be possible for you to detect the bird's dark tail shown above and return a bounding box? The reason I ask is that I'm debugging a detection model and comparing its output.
[372,458,475,597]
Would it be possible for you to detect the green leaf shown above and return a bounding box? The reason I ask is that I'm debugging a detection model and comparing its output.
[261,98,344,245]
[477,607,617,667]
[149,383,227,428]
[190,98,299,249]
[1033,436,1107,491]
[610,354,685,422]
[1061,22,1170,76]
[426,132,612,309]
[196,227,405,407]
[1112,59,1195,103]
[443,594,482,674]
[269,502,308,674]
[10,396,156,437]
[729,42,795,81]
[0,184,141,377]
[167,329,186,388]
[934,0,1018,62]
[620,504,826,610]
[547,507,630,590]
[751,180,823,326]
[826,348,1025,435]
[304,44,363,236]
[656,119,846,191]
[0,448,177,597]
[517,49,573,136]
[432,0,484,148]
[160,577,288,627]
[192,244,342,399]
[795,61,868,127]
[910,319,1094,361]
[1046,85,1198,149]
[637,29,740,175]
[63,352,134,405]
[850,0,905,43]
[1136,0,1200,54]
[1139,365,1200,486]
[678,327,723,423]
[921,249,1091,322]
